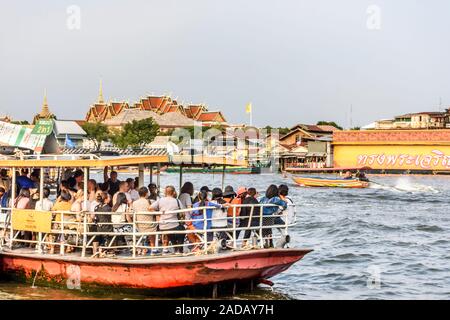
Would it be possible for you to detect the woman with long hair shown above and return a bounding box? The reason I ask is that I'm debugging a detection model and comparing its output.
[111,192,133,251]
[179,182,197,244]
[91,191,113,258]
[87,179,98,203]
[14,188,31,209]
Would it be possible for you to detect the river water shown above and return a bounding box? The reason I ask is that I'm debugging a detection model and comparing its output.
[1,173,449,300]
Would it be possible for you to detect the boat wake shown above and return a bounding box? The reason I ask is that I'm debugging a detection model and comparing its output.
[370,177,439,193]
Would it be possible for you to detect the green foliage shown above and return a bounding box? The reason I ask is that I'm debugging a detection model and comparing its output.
[183,125,225,139]
[81,122,109,150]
[263,126,290,136]
[159,129,175,136]
[11,120,30,125]
[350,126,361,130]
[316,121,343,130]
[110,118,160,149]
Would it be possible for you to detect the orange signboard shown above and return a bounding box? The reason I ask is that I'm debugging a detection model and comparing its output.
[334,145,450,170]
[12,209,52,233]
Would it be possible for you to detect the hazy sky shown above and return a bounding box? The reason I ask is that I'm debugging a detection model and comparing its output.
[1,0,450,128]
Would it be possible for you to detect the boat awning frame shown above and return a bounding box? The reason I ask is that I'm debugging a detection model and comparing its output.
[0,154,247,168]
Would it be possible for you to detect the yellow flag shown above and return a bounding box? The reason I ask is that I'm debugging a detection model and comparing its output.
[245,103,252,114]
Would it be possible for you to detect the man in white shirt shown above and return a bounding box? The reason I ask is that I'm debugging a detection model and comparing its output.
[35,188,54,211]
[149,185,185,254]
[126,178,139,202]
[112,181,132,206]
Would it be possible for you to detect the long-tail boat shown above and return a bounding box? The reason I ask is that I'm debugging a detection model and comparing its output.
[293,176,369,188]
[0,154,312,295]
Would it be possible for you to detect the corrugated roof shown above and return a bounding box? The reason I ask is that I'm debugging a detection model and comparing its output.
[53,120,86,136]
[61,147,168,156]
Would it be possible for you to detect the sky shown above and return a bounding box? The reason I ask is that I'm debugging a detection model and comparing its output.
[1,0,450,128]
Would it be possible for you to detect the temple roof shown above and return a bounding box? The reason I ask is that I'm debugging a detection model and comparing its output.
[32,91,56,124]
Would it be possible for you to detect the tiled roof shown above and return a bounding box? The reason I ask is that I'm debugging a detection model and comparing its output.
[104,109,160,126]
[103,108,195,128]
[86,92,228,125]
[316,125,340,132]
[158,112,195,127]
[197,111,224,122]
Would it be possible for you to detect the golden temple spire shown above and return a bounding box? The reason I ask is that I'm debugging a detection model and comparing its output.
[98,79,104,104]
[41,89,51,117]
[32,89,55,124]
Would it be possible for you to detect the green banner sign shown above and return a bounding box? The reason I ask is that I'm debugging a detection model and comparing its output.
[0,121,48,153]
[31,119,54,136]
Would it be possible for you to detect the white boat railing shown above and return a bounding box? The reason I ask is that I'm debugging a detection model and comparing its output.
[0,203,296,258]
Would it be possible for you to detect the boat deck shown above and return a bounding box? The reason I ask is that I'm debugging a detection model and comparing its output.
[1,246,312,265]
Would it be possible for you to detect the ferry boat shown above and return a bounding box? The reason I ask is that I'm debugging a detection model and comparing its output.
[293,176,369,188]
[0,154,312,295]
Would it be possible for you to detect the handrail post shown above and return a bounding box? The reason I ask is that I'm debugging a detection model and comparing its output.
[60,212,64,255]
[81,214,87,257]
[9,168,16,249]
[38,168,45,254]
[259,205,264,248]
[248,206,254,247]
[37,232,42,254]
[203,208,207,253]
[81,167,88,257]
[132,211,136,258]
[232,206,237,249]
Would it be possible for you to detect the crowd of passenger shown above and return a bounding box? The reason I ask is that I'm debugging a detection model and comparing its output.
[0,167,295,258]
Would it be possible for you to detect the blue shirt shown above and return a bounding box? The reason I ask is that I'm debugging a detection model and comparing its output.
[16,176,36,189]
[259,196,287,216]
[192,201,222,230]
[0,192,9,209]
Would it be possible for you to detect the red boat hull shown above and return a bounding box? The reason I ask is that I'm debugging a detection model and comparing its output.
[0,249,311,290]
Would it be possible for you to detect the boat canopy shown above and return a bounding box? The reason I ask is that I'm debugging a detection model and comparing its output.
[0,154,247,168]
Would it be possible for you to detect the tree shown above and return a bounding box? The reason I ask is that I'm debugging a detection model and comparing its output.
[263,126,291,136]
[316,121,343,130]
[11,120,30,125]
[182,125,225,139]
[81,122,109,151]
[110,118,160,149]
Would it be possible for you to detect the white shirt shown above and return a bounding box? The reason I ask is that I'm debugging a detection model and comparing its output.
[35,198,54,211]
[112,191,132,206]
[128,189,139,202]
[282,196,295,224]
[90,200,100,212]
[112,203,128,225]
[178,193,192,220]
[210,200,227,228]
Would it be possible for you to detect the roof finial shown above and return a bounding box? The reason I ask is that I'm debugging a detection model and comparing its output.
[98,78,104,104]
[41,89,50,116]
